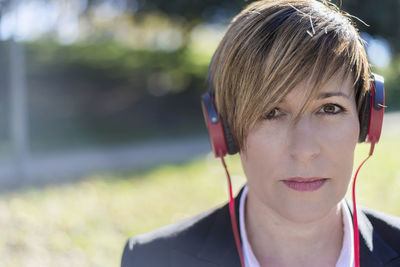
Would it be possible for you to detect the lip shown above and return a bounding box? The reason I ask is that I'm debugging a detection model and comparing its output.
[282,177,327,192]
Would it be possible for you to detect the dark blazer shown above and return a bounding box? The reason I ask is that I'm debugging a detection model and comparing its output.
[121,189,400,267]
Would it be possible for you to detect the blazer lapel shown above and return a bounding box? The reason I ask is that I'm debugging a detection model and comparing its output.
[344,199,399,265]
[169,201,241,267]
[196,188,244,267]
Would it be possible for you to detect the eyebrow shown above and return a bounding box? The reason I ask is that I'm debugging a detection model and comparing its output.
[317,92,350,99]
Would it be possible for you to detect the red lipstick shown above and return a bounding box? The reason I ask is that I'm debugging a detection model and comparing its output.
[283,177,327,192]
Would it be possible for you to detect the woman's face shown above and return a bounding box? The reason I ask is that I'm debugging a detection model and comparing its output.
[240,74,360,222]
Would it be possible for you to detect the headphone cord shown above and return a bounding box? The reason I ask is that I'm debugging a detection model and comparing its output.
[219,152,245,267]
[352,142,375,267]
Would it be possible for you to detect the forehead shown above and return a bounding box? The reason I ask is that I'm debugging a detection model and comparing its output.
[279,72,355,104]
[318,73,355,95]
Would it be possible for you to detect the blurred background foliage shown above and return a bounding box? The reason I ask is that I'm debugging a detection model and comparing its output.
[2,41,210,152]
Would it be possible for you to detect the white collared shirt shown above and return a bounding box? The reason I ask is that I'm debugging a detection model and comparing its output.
[239,186,354,267]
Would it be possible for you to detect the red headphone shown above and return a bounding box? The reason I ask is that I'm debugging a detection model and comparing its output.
[201,73,385,158]
[200,73,385,267]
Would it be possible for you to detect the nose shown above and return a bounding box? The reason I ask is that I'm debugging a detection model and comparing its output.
[288,115,321,162]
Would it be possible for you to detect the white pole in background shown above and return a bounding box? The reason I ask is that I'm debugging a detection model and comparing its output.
[9,38,29,181]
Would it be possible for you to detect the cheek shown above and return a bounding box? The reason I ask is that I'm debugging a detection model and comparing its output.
[240,126,287,183]
[320,115,359,157]
[319,116,360,191]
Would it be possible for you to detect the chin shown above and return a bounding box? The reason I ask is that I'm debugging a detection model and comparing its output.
[268,180,346,223]
[274,196,340,224]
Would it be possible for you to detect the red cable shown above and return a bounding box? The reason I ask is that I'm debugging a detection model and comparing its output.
[219,152,245,267]
[352,142,375,267]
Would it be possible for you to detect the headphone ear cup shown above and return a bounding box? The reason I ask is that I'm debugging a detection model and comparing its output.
[201,92,239,157]
[201,92,229,157]
[365,73,385,144]
[359,73,385,144]
[358,90,371,143]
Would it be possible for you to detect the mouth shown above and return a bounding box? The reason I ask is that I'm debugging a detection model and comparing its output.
[282,177,328,192]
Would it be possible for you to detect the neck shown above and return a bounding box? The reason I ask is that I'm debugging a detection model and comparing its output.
[245,190,344,267]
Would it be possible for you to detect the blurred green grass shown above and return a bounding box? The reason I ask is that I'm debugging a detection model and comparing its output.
[0,130,399,267]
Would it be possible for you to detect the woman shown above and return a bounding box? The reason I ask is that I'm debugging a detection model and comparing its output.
[121,0,400,266]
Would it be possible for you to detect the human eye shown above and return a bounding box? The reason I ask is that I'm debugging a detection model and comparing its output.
[262,108,283,120]
[318,103,346,115]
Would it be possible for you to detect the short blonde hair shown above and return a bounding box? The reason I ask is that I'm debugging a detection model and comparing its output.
[208,0,370,151]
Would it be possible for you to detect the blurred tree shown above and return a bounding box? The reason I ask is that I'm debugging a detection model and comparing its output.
[82,0,397,52]
[131,0,245,24]
[341,0,400,53]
